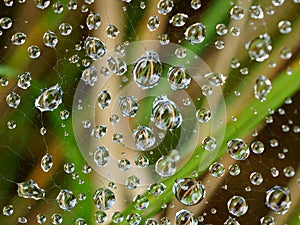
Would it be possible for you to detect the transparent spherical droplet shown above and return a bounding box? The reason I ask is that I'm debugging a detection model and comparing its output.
[17,179,45,200]
[161,217,171,225]
[196,108,211,123]
[41,153,53,172]
[59,23,72,36]
[112,133,124,144]
[278,20,292,34]
[265,186,291,214]
[173,178,205,206]
[254,75,272,102]
[125,175,140,190]
[157,0,174,15]
[202,136,217,151]
[227,196,248,217]
[107,56,127,76]
[63,162,75,173]
[0,77,9,87]
[7,120,16,129]
[93,188,115,210]
[34,0,50,9]
[86,12,101,30]
[204,72,227,86]
[126,213,141,225]
[91,124,107,138]
[148,182,166,196]
[51,214,63,225]
[201,84,213,96]
[230,58,240,68]
[272,0,284,6]
[155,156,176,177]
[249,5,264,19]
[18,217,27,224]
[230,6,244,20]
[184,23,206,44]
[175,48,186,58]
[215,40,225,50]
[224,217,240,225]
[106,24,119,38]
[159,33,170,45]
[2,205,14,216]
[36,213,46,224]
[279,47,292,60]
[94,146,110,167]
[270,167,279,177]
[260,216,275,225]
[119,96,139,117]
[94,211,107,223]
[151,95,182,130]
[216,23,227,36]
[250,172,263,185]
[98,90,111,109]
[245,33,272,62]
[191,0,201,10]
[11,32,26,45]
[85,36,106,60]
[56,189,77,211]
[250,140,264,154]
[227,138,250,160]
[117,158,131,171]
[112,211,124,223]
[110,114,120,124]
[133,194,149,210]
[168,65,191,90]
[27,45,41,59]
[43,30,58,48]
[67,0,77,10]
[209,162,225,178]
[17,72,31,89]
[132,50,162,89]
[169,13,188,27]
[53,2,64,13]
[6,92,21,108]
[175,209,198,225]
[145,218,159,225]
[0,17,12,29]
[132,126,155,150]
[75,218,87,225]
[229,164,240,176]
[35,84,63,112]
[147,15,159,31]
[283,166,295,177]
[81,66,98,86]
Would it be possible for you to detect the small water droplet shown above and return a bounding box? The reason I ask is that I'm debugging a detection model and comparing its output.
[35,84,63,112]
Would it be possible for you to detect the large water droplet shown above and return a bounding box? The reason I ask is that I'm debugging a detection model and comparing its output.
[41,153,53,172]
[86,12,101,30]
[85,36,106,60]
[155,156,176,177]
[133,194,149,210]
[227,195,248,217]
[265,186,291,214]
[132,126,155,150]
[227,138,250,160]
[132,50,162,89]
[245,34,272,62]
[35,84,63,112]
[43,30,58,48]
[94,146,110,167]
[107,56,127,76]
[184,23,206,44]
[11,32,26,45]
[175,209,198,225]
[254,75,272,102]
[168,65,191,90]
[56,189,77,211]
[157,0,174,15]
[93,188,115,210]
[81,66,98,86]
[151,95,182,130]
[17,72,31,89]
[169,13,188,27]
[173,178,205,206]
[6,92,21,108]
[17,180,45,200]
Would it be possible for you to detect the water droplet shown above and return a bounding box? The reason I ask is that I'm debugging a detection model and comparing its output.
[169,13,188,27]
[27,45,41,59]
[272,0,284,6]
[94,211,107,223]
[209,162,225,178]
[35,84,63,112]
[265,186,291,214]
[2,205,13,216]
[132,126,155,150]
[110,114,120,124]
[133,194,149,210]
[283,166,295,177]
[202,136,217,151]
[148,182,166,196]
[145,218,159,225]
[53,1,64,13]
[216,23,228,36]
[215,40,225,50]
[151,95,182,130]
[250,172,263,185]
[97,90,111,109]
[279,47,292,60]
[147,15,160,31]
[6,92,21,108]
[196,108,211,123]
[17,72,31,89]
[75,218,87,225]
[134,155,149,168]
[168,65,191,90]
[227,138,250,160]
[42,30,58,48]
[91,125,107,138]
[126,213,142,225]
[112,211,124,223]
[173,178,205,206]
[161,217,171,225]
[227,195,248,217]
[36,213,46,224]
[93,188,115,210]
[184,23,206,44]
[86,12,101,30]
[107,56,127,76]
[51,214,63,225]
[18,216,27,224]
[260,216,275,225]
[85,36,106,60]
[155,156,176,177]
[112,132,124,144]
[204,72,227,86]
[34,0,50,9]
[175,209,198,225]
[94,146,110,167]
[159,33,170,45]
[125,175,140,190]
[63,162,75,173]
[230,6,244,20]
[175,48,186,58]
[118,158,131,171]
[56,189,77,211]
[157,0,174,15]
[132,50,162,89]
[41,153,53,172]
[250,140,264,154]
[270,167,279,177]
[106,24,119,38]
[245,34,272,62]
[119,96,139,117]
[11,32,26,45]
[191,0,201,10]
[0,17,12,29]
[59,22,72,36]
[201,84,213,96]
[224,217,240,225]
[249,5,264,19]
[229,164,240,176]
[254,75,272,102]
[17,179,45,200]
